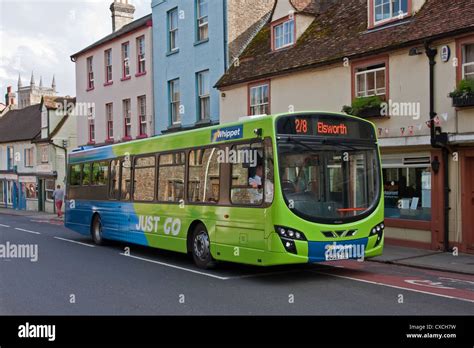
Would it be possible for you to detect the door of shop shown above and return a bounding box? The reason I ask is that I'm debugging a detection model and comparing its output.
[465,156,474,251]
[38,180,44,212]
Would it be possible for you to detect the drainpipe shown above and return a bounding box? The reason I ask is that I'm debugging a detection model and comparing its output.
[223,0,229,71]
[425,42,450,252]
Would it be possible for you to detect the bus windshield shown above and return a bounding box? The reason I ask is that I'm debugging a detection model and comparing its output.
[278,139,380,224]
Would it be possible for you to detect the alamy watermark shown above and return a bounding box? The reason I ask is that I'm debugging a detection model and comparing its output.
[216,147,258,167]
[56,100,96,118]
[0,242,38,262]
[324,243,365,261]
[381,99,421,120]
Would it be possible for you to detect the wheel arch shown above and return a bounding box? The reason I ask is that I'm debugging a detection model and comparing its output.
[90,212,101,234]
[187,220,205,253]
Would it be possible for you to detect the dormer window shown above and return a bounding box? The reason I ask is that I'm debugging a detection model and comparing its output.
[370,0,410,28]
[272,17,295,50]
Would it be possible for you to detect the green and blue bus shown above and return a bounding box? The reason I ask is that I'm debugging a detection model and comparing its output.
[65,112,384,268]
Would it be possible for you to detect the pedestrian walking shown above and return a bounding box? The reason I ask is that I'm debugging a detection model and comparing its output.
[52,185,65,218]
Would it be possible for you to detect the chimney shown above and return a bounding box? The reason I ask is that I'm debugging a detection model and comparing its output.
[110,0,135,32]
[5,86,16,107]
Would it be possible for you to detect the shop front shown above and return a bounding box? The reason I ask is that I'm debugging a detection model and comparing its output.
[0,173,18,209]
[460,147,474,253]
[18,175,39,211]
[380,149,446,251]
[36,164,57,213]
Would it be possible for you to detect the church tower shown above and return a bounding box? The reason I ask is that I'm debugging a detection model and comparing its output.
[17,72,57,109]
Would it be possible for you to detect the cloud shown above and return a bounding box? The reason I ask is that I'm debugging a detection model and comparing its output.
[0,0,151,98]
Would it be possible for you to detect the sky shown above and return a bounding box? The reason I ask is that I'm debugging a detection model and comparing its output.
[0,0,151,99]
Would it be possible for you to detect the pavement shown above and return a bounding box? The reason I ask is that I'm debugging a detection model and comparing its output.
[0,211,473,315]
[0,207,63,223]
[372,245,474,276]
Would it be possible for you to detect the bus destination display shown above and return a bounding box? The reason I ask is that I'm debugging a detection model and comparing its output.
[277,114,375,140]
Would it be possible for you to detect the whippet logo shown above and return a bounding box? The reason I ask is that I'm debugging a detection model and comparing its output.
[211,125,243,143]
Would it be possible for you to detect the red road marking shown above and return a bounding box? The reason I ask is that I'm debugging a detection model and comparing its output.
[318,260,474,303]
[30,219,64,226]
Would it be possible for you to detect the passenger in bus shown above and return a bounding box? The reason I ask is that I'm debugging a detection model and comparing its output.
[295,166,309,193]
[249,164,263,189]
[249,164,274,203]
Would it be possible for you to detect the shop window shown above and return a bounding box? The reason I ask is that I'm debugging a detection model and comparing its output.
[6,181,13,205]
[383,164,431,221]
[25,182,37,199]
[45,180,55,201]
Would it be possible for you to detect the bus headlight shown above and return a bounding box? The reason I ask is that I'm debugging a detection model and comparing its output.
[370,222,385,236]
[282,239,297,254]
[275,226,306,255]
[275,226,307,241]
[370,222,385,247]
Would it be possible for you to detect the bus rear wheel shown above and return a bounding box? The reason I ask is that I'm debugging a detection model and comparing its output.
[91,215,105,246]
[192,223,216,269]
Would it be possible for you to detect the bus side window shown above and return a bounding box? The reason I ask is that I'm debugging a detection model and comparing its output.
[109,160,120,200]
[121,159,131,201]
[188,148,220,203]
[264,138,274,204]
[70,165,82,186]
[230,142,264,205]
[158,153,185,202]
[81,163,91,186]
[92,161,109,186]
[133,156,156,202]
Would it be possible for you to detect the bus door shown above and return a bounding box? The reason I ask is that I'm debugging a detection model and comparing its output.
[105,159,131,240]
[216,141,272,258]
[119,159,133,238]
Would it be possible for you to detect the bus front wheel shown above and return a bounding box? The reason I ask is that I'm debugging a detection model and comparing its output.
[192,223,216,269]
[91,215,105,246]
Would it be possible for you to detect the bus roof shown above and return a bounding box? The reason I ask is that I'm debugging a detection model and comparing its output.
[69,111,375,164]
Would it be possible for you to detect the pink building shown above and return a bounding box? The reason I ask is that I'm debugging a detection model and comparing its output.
[71,0,153,146]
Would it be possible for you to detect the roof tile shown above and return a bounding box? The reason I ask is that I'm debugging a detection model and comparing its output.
[217,0,474,88]
[0,104,41,143]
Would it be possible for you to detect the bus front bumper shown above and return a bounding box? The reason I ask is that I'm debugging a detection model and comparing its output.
[263,233,384,266]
